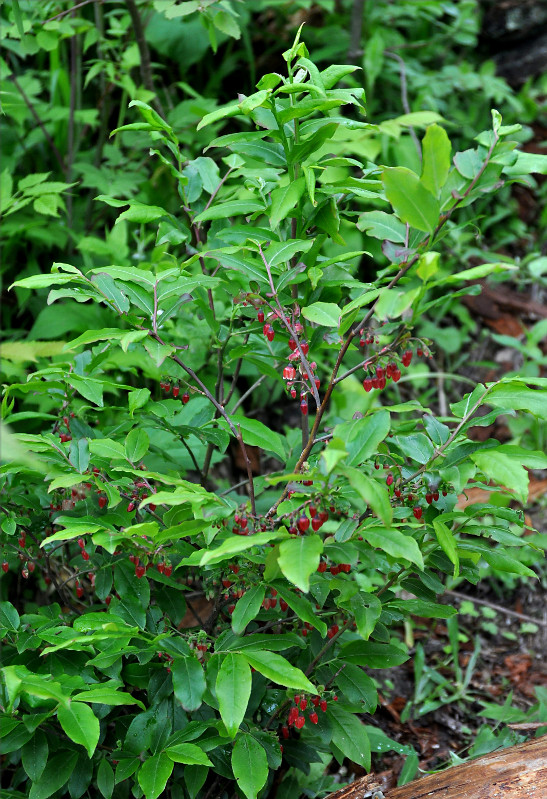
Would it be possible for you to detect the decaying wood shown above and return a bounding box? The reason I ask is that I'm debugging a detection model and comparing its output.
[324,735,547,799]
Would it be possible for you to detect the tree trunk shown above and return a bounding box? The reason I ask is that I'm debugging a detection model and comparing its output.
[324,735,547,799]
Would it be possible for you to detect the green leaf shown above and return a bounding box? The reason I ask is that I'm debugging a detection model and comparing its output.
[68,375,104,408]
[301,302,341,327]
[69,438,90,473]
[165,743,213,766]
[21,730,48,782]
[269,177,306,228]
[360,527,424,570]
[266,239,313,266]
[433,518,459,577]
[481,549,537,578]
[138,753,174,799]
[328,707,371,769]
[89,438,127,461]
[339,640,409,668]
[116,203,168,224]
[420,124,451,197]
[349,593,382,641]
[231,734,269,799]
[72,688,145,709]
[240,651,316,692]
[345,468,392,527]
[487,381,547,420]
[129,388,151,416]
[217,416,285,460]
[471,450,528,504]
[357,210,407,242]
[336,410,391,466]
[198,531,282,567]
[395,433,435,465]
[172,656,205,712]
[28,752,78,799]
[231,585,266,635]
[194,200,264,223]
[278,535,323,592]
[389,599,457,618]
[216,653,252,738]
[382,167,440,233]
[125,429,149,463]
[97,759,115,799]
[271,584,327,637]
[0,601,20,631]
[57,701,99,758]
[334,662,377,711]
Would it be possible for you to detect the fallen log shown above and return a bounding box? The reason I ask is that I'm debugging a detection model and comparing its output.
[324,734,547,799]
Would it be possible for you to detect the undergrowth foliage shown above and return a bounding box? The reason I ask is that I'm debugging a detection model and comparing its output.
[2,31,547,799]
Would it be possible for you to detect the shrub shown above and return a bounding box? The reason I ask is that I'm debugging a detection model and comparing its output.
[1,31,546,799]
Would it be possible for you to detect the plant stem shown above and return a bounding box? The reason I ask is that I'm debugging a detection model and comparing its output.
[125,0,165,118]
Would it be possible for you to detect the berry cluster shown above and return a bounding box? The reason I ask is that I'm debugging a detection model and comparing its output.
[361,345,431,393]
[160,380,190,404]
[281,693,338,736]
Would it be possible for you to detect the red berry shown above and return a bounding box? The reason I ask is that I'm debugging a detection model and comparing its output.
[413,506,423,520]
[21,568,29,579]
[300,399,308,415]
[127,502,135,512]
[172,386,180,398]
[148,503,156,512]
[317,561,327,573]
[239,516,248,529]
[18,536,26,548]
[98,496,107,509]
[157,562,165,573]
[294,695,300,704]
[376,366,384,379]
[309,711,319,724]
[333,695,338,701]
[433,492,439,501]
[417,348,423,357]
[425,493,433,504]
[164,383,171,394]
[363,377,373,392]
[182,392,190,404]
[229,564,240,574]
[392,368,402,382]
[164,564,173,577]
[280,599,288,612]
[290,387,297,399]
[78,537,85,548]
[81,550,90,561]
[311,517,321,532]
[394,488,402,498]
[270,597,277,608]
[294,715,305,729]
[297,515,310,533]
[222,579,232,589]
[330,565,340,575]
[402,350,413,367]
[300,698,307,711]
[105,595,111,605]
[76,586,84,598]
[340,563,351,573]
[386,473,394,487]
[288,707,298,726]
[135,565,145,578]
[281,725,289,739]
[442,490,448,497]
[320,699,327,712]
[327,624,339,639]
[1,561,8,573]
[283,365,296,380]
[301,341,309,355]
[288,338,297,351]
[257,310,265,324]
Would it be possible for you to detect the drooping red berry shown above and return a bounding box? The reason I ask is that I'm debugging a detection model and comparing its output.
[222,579,232,589]
[281,725,289,739]
[311,696,320,707]
[300,399,308,415]
[301,341,309,355]
[319,699,327,712]
[317,561,327,573]
[98,496,107,509]
[135,565,145,578]
[330,565,340,575]
[172,386,180,398]
[127,502,135,512]
[417,347,423,357]
[300,698,307,711]
[297,515,310,533]
[1,561,8,573]
[105,595,111,605]
[386,473,394,487]
[283,365,296,380]
[433,491,439,501]
[309,712,319,725]
[363,378,373,392]
[288,707,299,726]
[327,624,339,639]
[311,517,322,532]
[290,387,297,399]
[81,550,90,561]
[164,564,173,577]
[157,562,165,573]
[294,716,305,729]
[280,599,288,612]
[294,695,300,705]
[164,383,171,394]
[392,368,402,382]
[257,310,265,324]
[402,350,413,367]
[182,392,190,404]
[413,506,423,520]
[376,366,384,380]
[394,488,402,498]
[78,537,85,548]
[425,493,433,504]
[340,564,351,573]
[21,568,29,579]
[288,338,297,351]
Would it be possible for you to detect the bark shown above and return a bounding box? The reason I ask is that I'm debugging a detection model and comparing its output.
[324,734,547,799]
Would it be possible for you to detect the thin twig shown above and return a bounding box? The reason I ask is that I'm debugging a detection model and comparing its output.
[385,50,422,164]
[43,0,101,24]
[446,589,547,628]
[348,0,365,63]
[231,375,267,413]
[125,0,165,119]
